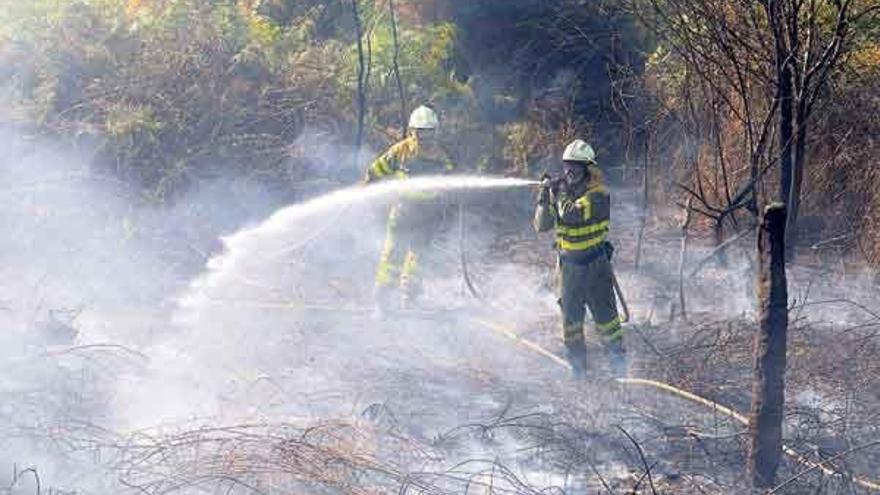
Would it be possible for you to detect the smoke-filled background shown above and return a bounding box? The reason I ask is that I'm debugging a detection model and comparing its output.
[0,126,590,493]
[1,1,879,494]
[0,129,281,487]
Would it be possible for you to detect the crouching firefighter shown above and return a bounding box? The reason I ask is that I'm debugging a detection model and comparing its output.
[533,139,626,379]
[364,105,455,314]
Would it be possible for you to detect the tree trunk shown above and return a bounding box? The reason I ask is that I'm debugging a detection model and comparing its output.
[769,1,795,214]
[786,98,808,258]
[634,134,650,271]
[714,219,729,267]
[389,0,408,139]
[747,202,789,488]
[676,197,694,322]
[351,0,366,167]
[777,72,794,210]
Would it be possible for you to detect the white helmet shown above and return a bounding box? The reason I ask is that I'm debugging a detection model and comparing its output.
[562,139,596,163]
[408,105,439,130]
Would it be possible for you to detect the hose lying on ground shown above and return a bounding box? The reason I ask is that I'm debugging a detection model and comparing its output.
[471,319,880,493]
[206,296,880,491]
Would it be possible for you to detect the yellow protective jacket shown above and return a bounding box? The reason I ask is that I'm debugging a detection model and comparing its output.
[364,135,454,184]
[534,166,610,257]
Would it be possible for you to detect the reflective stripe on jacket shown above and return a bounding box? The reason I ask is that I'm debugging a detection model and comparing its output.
[365,135,454,194]
[555,183,610,252]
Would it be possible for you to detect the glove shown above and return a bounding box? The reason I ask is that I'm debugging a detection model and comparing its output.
[538,175,552,204]
[551,177,567,197]
[603,241,615,261]
[540,173,566,199]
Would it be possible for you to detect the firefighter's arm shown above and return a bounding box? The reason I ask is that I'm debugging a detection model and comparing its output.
[533,185,556,233]
[589,189,611,224]
[590,190,613,257]
[533,204,556,233]
[364,149,399,183]
[364,141,410,183]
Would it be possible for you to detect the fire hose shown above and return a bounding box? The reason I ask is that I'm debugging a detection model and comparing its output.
[222,290,880,491]
[470,317,880,492]
[274,180,876,490]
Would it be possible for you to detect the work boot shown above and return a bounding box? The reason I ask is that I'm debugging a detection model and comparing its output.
[607,341,628,378]
[564,340,588,381]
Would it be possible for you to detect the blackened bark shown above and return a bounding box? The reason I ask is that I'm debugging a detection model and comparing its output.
[747,202,789,488]
[786,97,808,257]
[775,41,795,208]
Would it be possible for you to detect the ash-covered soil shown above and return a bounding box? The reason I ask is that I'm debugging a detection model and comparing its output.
[2,185,879,494]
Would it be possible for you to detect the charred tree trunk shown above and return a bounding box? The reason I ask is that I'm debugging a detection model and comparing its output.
[775,44,795,211]
[747,202,789,488]
[786,96,808,258]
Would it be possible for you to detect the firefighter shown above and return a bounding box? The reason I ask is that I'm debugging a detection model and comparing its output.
[364,105,454,313]
[533,139,625,379]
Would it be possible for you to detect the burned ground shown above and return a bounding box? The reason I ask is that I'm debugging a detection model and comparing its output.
[2,167,878,494]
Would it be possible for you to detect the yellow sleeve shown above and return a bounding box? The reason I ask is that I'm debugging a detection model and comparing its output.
[365,137,417,182]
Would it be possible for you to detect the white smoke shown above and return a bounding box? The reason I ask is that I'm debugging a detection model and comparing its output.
[4,125,877,493]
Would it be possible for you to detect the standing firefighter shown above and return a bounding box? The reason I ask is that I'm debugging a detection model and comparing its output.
[534,139,625,379]
[364,105,454,313]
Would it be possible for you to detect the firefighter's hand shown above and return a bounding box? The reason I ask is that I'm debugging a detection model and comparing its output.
[538,175,552,204]
[540,173,566,200]
[550,176,567,197]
